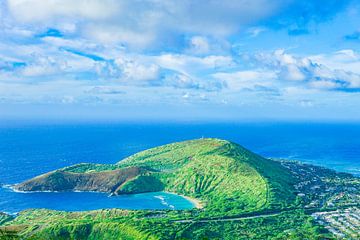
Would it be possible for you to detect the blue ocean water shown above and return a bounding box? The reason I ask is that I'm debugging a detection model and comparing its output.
[0,122,359,213]
[0,188,193,213]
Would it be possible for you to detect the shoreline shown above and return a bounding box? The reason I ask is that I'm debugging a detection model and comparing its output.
[164,191,203,209]
[181,195,204,209]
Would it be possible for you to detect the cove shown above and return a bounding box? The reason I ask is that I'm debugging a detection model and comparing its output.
[0,187,195,214]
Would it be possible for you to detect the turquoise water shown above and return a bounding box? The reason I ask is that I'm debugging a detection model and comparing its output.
[0,122,359,213]
[0,188,194,214]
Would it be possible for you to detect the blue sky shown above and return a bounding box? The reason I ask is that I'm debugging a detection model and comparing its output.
[0,0,360,121]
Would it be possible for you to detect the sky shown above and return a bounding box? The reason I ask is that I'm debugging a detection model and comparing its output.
[1,0,360,122]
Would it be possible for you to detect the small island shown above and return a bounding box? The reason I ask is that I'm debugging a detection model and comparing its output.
[1,138,359,239]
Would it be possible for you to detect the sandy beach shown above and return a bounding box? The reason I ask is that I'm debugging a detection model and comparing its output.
[182,195,204,209]
[164,192,204,209]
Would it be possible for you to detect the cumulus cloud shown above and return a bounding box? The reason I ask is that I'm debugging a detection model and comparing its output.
[188,36,210,55]
[185,36,231,56]
[4,0,353,48]
[153,54,233,75]
[7,0,119,22]
[213,70,277,91]
[309,50,360,74]
[1,0,359,111]
[249,49,360,91]
[4,0,275,48]
[114,57,159,83]
[85,86,125,95]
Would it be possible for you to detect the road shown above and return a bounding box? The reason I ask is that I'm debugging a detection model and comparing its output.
[173,204,360,223]
[174,212,280,223]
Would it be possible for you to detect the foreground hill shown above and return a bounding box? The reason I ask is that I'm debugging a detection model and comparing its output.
[2,138,358,239]
[14,138,295,216]
[0,213,13,225]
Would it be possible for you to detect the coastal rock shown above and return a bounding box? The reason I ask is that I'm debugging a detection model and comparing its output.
[14,166,158,194]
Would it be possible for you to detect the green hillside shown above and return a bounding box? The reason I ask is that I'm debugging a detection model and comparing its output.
[118,138,295,213]
[1,208,330,240]
[3,138,351,239]
[0,213,13,226]
[14,138,296,216]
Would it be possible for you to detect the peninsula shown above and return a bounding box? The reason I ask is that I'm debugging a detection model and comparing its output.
[1,138,359,239]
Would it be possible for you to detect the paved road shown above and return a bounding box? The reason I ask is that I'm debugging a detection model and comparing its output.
[173,204,360,223]
[174,212,280,223]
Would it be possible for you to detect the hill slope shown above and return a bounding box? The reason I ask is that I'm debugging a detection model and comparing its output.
[14,138,295,216]
[4,138,357,239]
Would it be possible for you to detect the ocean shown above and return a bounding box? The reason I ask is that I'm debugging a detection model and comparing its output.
[0,121,359,213]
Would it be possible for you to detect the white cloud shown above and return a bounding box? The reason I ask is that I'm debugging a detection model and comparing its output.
[247,27,267,37]
[162,73,199,89]
[5,0,287,48]
[309,49,360,74]
[86,86,125,95]
[308,80,338,90]
[154,54,233,75]
[251,49,360,91]
[84,24,156,47]
[0,36,230,91]
[213,70,277,91]
[299,100,314,107]
[61,95,75,104]
[114,57,160,82]
[185,36,231,56]
[188,36,210,55]
[8,0,119,22]
[279,64,306,81]
[2,0,360,118]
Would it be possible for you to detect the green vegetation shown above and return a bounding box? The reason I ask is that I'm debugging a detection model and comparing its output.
[1,209,157,240]
[14,139,296,217]
[0,213,16,240]
[0,213,13,226]
[118,175,164,194]
[2,138,359,239]
[0,209,332,240]
[168,210,332,240]
[14,166,150,194]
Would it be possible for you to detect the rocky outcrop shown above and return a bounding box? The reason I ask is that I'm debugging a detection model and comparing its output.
[13,166,156,195]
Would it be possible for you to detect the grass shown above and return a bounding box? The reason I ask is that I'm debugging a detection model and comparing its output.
[15,138,294,216]
[0,213,14,226]
[2,138,337,239]
[117,138,296,216]
[1,209,332,240]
